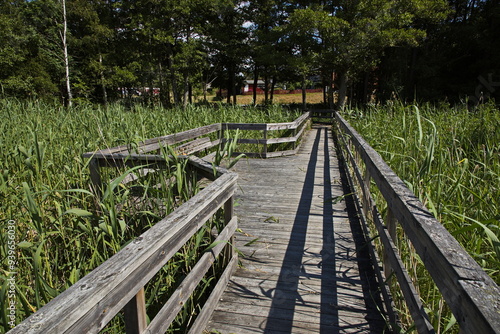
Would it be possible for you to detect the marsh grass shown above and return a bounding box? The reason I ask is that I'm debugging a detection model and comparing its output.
[343,101,499,332]
[0,99,300,333]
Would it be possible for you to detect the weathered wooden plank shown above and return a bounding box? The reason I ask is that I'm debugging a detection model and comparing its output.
[83,113,309,162]
[333,127,400,328]
[211,294,339,323]
[81,152,171,166]
[373,208,434,333]
[187,155,229,180]
[145,216,238,333]
[264,147,300,158]
[335,113,500,334]
[227,262,363,289]
[209,311,347,333]
[223,123,267,131]
[188,255,239,334]
[83,123,221,157]
[123,288,147,334]
[266,112,310,131]
[266,136,297,145]
[265,122,296,130]
[10,172,237,334]
[174,136,213,155]
[208,314,300,334]
[137,123,221,154]
[233,138,266,145]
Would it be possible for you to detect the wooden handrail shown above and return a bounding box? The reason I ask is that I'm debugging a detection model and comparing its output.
[221,111,311,158]
[334,112,500,334]
[82,112,311,193]
[8,158,238,333]
[85,123,222,156]
[308,109,335,122]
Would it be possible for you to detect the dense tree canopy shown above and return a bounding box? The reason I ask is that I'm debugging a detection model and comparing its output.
[0,0,498,106]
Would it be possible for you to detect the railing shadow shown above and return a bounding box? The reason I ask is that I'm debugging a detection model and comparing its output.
[263,127,386,333]
[334,131,388,333]
[263,128,339,333]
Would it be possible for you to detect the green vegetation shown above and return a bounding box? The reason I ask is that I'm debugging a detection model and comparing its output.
[5,0,485,108]
[342,101,500,332]
[0,99,300,333]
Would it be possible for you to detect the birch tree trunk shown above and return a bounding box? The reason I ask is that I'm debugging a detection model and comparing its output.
[99,54,107,106]
[61,0,72,107]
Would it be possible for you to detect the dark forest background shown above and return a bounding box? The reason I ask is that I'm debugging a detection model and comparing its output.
[1,0,499,108]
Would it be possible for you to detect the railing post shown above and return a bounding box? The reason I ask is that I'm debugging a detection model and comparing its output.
[384,208,397,280]
[89,158,102,196]
[262,127,268,158]
[292,126,297,151]
[124,287,147,334]
[224,195,235,260]
[362,168,371,220]
[219,124,225,151]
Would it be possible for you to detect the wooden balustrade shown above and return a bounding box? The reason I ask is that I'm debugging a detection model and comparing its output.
[82,112,311,192]
[9,157,238,334]
[333,112,500,334]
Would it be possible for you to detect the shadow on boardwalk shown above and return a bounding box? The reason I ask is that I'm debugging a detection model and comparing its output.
[207,126,388,334]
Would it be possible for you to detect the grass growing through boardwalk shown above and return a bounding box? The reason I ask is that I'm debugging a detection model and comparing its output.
[342,101,499,332]
[0,99,301,332]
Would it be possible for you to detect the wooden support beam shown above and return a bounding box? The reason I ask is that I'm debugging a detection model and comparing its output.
[384,208,397,280]
[262,128,268,157]
[89,158,102,196]
[124,288,147,334]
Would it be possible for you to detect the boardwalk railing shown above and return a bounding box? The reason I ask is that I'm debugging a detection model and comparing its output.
[9,157,238,333]
[333,112,500,334]
[9,112,311,333]
[222,111,310,158]
[82,112,311,192]
[308,109,335,123]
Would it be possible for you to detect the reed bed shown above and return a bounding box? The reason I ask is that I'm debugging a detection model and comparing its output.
[342,101,499,333]
[0,99,301,333]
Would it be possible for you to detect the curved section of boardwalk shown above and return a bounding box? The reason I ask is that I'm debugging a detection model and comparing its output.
[206,126,387,334]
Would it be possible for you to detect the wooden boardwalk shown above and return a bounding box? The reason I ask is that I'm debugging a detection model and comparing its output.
[206,126,387,334]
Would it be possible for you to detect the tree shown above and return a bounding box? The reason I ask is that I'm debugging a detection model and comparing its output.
[2,0,496,106]
[0,0,59,98]
[20,0,77,104]
[246,0,289,105]
[275,6,322,108]
[206,0,249,104]
[277,0,449,108]
[397,0,500,104]
[65,0,116,105]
